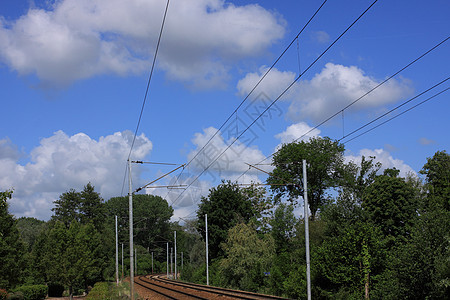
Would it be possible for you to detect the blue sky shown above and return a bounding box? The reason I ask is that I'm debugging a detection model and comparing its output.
[1,0,449,221]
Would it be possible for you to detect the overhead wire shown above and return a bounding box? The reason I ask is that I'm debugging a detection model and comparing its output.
[120,0,170,196]
[171,0,379,207]
[164,0,329,202]
[339,78,449,144]
[233,35,449,183]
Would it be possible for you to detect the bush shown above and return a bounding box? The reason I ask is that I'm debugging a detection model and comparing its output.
[0,289,8,300]
[13,285,47,300]
[7,292,23,300]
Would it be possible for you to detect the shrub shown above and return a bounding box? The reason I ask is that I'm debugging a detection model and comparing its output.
[0,289,8,300]
[13,285,47,300]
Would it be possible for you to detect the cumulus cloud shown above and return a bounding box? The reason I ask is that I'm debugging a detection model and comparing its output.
[0,0,285,88]
[237,66,297,100]
[345,148,415,178]
[275,122,321,145]
[188,126,267,176]
[0,130,153,220]
[237,63,412,123]
[287,63,413,122]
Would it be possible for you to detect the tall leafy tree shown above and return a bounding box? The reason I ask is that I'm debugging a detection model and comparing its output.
[105,194,173,250]
[267,137,345,220]
[220,223,274,292]
[0,190,25,289]
[363,168,418,247]
[196,181,261,258]
[420,150,449,210]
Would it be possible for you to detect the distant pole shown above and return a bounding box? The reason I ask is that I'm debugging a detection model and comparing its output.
[166,242,169,278]
[151,252,154,274]
[303,159,311,300]
[174,231,177,280]
[170,247,173,279]
[128,159,134,300]
[135,248,137,276]
[205,214,209,286]
[115,215,119,286]
[181,252,183,270]
[121,243,124,281]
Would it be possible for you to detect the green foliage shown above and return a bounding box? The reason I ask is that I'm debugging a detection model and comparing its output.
[268,136,345,219]
[52,183,105,230]
[86,282,128,300]
[105,194,173,251]
[420,150,450,210]
[13,285,47,300]
[219,223,274,292]
[270,203,296,254]
[0,289,7,300]
[16,218,46,252]
[0,190,26,289]
[196,181,264,258]
[363,169,417,246]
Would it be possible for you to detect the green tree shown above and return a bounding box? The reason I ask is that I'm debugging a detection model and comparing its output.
[196,181,261,258]
[105,194,173,251]
[16,217,47,252]
[363,169,418,247]
[270,203,296,254]
[220,223,275,292]
[0,190,26,289]
[420,150,449,210]
[268,137,345,220]
[39,221,103,300]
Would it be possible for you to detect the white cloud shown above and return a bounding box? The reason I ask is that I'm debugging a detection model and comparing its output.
[345,148,415,178]
[312,30,330,43]
[418,137,436,145]
[237,63,412,124]
[237,66,297,100]
[275,122,321,145]
[0,130,152,220]
[188,126,267,176]
[287,63,413,122]
[0,0,285,88]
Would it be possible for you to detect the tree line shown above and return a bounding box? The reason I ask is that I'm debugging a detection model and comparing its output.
[1,137,448,299]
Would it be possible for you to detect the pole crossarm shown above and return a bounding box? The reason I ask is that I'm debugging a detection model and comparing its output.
[134,164,185,193]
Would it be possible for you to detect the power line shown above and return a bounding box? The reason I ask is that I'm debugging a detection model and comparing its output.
[184,0,328,170]
[340,80,449,144]
[171,0,379,207]
[233,35,449,184]
[120,0,170,196]
[164,0,329,202]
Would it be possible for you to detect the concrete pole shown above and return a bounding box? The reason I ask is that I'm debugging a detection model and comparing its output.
[135,248,137,276]
[174,231,177,280]
[151,252,154,274]
[303,159,311,300]
[181,252,183,270]
[205,214,209,286]
[115,215,119,285]
[166,242,169,278]
[121,243,124,281]
[170,247,173,279]
[128,159,134,300]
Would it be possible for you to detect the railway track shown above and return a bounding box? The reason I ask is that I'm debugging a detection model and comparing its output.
[135,275,290,300]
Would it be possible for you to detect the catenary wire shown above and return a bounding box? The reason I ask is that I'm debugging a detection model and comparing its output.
[120,0,170,196]
[164,0,328,201]
[171,0,379,207]
[339,79,449,143]
[233,35,449,183]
